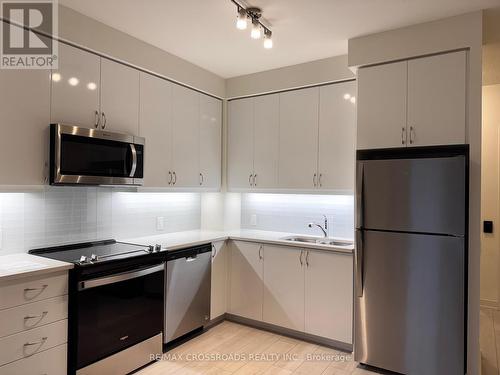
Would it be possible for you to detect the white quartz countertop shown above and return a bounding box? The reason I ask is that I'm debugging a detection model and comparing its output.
[121,229,354,254]
[0,253,74,282]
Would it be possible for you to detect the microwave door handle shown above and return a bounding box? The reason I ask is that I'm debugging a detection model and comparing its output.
[129,144,137,177]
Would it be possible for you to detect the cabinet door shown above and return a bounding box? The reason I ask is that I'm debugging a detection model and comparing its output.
[229,241,263,321]
[279,87,319,189]
[100,58,140,135]
[210,241,227,319]
[228,98,254,190]
[305,251,353,343]
[0,69,50,185]
[263,245,305,331]
[171,84,200,188]
[357,61,408,149]
[253,94,279,189]
[51,43,100,128]
[199,95,222,189]
[407,51,466,147]
[318,81,356,192]
[139,73,173,187]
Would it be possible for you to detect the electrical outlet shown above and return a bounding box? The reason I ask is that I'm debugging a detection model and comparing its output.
[250,214,257,226]
[156,217,165,231]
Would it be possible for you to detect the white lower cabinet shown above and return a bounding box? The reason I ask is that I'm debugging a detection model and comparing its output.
[305,250,353,343]
[263,245,305,331]
[0,344,67,375]
[211,241,228,320]
[0,271,68,374]
[227,241,353,345]
[228,241,264,321]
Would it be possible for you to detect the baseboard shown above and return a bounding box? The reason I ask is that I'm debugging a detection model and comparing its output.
[225,313,353,353]
[481,299,499,310]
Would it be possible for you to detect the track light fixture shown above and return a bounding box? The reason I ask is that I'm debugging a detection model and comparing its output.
[231,1,273,49]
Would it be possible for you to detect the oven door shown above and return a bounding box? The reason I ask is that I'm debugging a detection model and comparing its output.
[75,263,164,370]
[50,123,144,186]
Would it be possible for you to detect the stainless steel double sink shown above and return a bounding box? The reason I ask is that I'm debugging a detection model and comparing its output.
[281,236,353,247]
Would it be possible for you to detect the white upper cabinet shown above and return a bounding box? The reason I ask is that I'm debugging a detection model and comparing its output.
[279,87,320,189]
[100,58,140,135]
[139,73,173,188]
[50,43,100,128]
[228,98,254,189]
[171,84,200,188]
[263,245,305,331]
[253,94,280,189]
[229,241,263,321]
[407,51,466,147]
[0,69,50,185]
[357,61,408,150]
[318,81,356,192]
[199,95,222,189]
[305,250,353,343]
[357,51,467,150]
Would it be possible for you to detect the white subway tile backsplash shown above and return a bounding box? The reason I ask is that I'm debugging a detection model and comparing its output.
[241,193,354,239]
[0,188,201,254]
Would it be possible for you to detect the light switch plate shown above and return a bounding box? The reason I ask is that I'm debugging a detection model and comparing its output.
[156,217,165,231]
[250,214,257,226]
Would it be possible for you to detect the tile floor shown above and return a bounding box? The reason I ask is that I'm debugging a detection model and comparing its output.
[136,321,377,375]
[481,307,500,375]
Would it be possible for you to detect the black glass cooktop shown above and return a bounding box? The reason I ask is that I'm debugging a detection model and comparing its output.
[29,240,152,265]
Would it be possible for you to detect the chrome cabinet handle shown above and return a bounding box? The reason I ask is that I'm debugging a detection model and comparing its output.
[401,127,406,145]
[173,171,177,185]
[23,336,47,356]
[313,173,317,187]
[249,173,253,187]
[94,110,100,128]
[258,245,263,260]
[24,311,48,321]
[168,171,172,185]
[24,285,48,292]
[211,244,217,259]
[299,250,304,266]
[409,126,415,145]
[200,173,204,186]
[253,174,257,187]
[318,174,323,187]
[355,229,364,297]
[305,250,310,267]
[101,112,107,129]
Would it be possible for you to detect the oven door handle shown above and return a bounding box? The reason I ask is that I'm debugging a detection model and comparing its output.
[78,264,164,291]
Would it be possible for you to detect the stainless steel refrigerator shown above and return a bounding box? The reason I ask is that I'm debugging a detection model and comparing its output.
[354,145,468,375]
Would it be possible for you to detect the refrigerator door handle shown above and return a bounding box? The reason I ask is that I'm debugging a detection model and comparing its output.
[355,229,364,297]
[356,162,364,228]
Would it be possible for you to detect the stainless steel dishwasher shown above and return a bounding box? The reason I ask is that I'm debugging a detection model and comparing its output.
[164,244,211,343]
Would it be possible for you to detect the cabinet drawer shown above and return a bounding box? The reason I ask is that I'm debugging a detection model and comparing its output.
[0,319,67,366]
[0,343,67,375]
[0,272,68,310]
[0,296,68,338]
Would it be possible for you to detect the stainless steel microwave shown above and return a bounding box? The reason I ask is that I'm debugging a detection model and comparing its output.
[50,124,145,186]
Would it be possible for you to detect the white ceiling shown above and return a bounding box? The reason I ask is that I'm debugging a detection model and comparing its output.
[60,0,498,78]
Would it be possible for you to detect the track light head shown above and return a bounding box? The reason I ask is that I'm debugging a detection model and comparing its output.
[264,30,273,49]
[236,7,248,30]
[251,18,261,39]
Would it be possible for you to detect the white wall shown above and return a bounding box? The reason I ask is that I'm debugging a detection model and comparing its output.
[481,84,500,307]
[57,5,225,98]
[0,188,201,254]
[348,11,483,375]
[225,54,354,98]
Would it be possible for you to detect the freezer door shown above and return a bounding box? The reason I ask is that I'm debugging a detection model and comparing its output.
[354,230,465,375]
[357,156,466,235]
